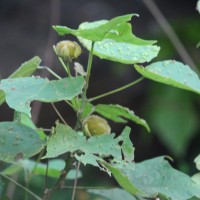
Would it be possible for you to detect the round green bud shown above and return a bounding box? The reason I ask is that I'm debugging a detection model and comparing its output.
[55,40,81,61]
[83,115,111,137]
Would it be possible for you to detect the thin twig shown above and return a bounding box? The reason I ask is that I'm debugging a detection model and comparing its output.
[37,66,61,80]
[71,161,81,200]
[45,160,49,190]
[0,173,42,200]
[43,154,73,200]
[142,0,199,74]
[89,77,144,102]
[51,103,68,125]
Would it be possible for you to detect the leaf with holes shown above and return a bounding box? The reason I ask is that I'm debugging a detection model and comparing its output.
[54,14,160,64]
[0,76,84,117]
[0,122,45,163]
[95,104,150,132]
[78,22,159,64]
[126,156,200,199]
[0,56,41,105]
[134,60,200,94]
[43,123,135,175]
[54,14,139,42]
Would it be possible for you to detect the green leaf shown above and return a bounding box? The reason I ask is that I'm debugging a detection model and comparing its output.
[54,14,160,64]
[43,123,135,175]
[21,159,82,180]
[75,99,94,118]
[14,111,46,140]
[194,154,200,170]
[1,159,82,180]
[54,14,139,42]
[0,76,84,117]
[145,85,199,157]
[134,60,200,94]
[88,188,136,200]
[1,163,23,176]
[128,157,200,199]
[78,21,160,64]
[197,0,200,13]
[192,173,200,186]
[95,104,150,132]
[0,56,41,105]
[105,163,145,197]
[0,122,45,163]
[9,56,41,78]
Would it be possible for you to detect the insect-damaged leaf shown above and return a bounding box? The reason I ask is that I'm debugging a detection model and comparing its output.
[134,60,200,95]
[95,104,150,132]
[126,157,200,199]
[54,14,160,64]
[0,122,45,163]
[0,56,41,105]
[43,123,135,176]
[0,76,84,117]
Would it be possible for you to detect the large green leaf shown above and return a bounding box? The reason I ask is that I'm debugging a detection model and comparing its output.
[0,56,41,105]
[78,22,159,64]
[0,122,45,163]
[54,14,160,64]
[95,104,150,132]
[105,163,145,197]
[54,14,139,42]
[0,76,84,117]
[145,85,199,157]
[134,60,200,94]
[43,123,135,175]
[14,111,47,140]
[128,157,200,199]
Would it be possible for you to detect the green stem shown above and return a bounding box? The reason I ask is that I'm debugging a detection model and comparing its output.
[37,66,61,79]
[53,45,71,76]
[0,173,42,200]
[80,42,95,112]
[85,42,95,92]
[89,77,144,102]
[38,65,76,110]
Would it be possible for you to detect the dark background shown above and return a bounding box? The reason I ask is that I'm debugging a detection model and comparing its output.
[0,0,200,194]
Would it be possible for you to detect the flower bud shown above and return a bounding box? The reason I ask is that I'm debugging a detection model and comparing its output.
[55,40,81,61]
[83,115,111,137]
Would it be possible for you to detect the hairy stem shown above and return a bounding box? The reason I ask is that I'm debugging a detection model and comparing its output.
[89,77,144,102]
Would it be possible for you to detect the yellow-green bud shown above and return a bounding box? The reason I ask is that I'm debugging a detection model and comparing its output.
[83,115,111,137]
[55,40,81,61]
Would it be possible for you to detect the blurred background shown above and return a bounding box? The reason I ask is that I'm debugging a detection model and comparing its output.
[0,0,200,199]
